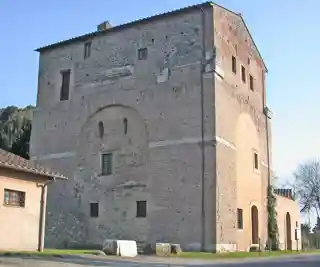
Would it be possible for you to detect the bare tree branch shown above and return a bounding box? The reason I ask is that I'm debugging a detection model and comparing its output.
[294,159,320,227]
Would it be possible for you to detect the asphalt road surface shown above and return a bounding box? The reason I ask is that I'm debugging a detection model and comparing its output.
[0,254,320,267]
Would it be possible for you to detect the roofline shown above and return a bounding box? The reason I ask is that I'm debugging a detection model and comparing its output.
[238,15,268,73]
[212,3,268,73]
[0,163,68,180]
[35,1,213,52]
[35,1,267,72]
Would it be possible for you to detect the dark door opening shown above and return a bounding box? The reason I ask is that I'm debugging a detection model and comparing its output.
[286,212,292,250]
[251,205,259,244]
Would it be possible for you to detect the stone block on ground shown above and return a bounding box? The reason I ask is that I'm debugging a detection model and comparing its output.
[102,239,118,255]
[102,239,138,257]
[156,243,171,256]
[170,243,182,255]
[142,243,156,255]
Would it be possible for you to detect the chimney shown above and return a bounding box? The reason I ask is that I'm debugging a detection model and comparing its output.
[97,21,112,31]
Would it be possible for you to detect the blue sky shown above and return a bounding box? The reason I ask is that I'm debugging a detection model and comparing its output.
[1,0,319,183]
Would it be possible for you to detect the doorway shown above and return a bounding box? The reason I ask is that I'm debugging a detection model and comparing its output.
[286,212,292,250]
[251,205,259,244]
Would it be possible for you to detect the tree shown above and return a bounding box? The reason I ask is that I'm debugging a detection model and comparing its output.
[11,122,31,159]
[0,105,34,159]
[301,223,311,235]
[294,159,320,220]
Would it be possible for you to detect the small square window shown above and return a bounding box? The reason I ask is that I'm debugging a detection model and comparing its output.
[90,203,99,217]
[241,66,246,83]
[237,208,243,229]
[249,75,254,91]
[138,48,148,60]
[232,56,237,74]
[136,201,147,218]
[254,152,259,170]
[84,42,92,59]
[4,189,25,207]
[102,153,112,175]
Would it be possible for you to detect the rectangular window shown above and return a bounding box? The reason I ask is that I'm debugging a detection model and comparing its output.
[60,70,71,101]
[138,48,148,60]
[237,208,243,229]
[241,65,246,83]
[249,75,254,91]
[136,201,147,218]
[102,153,113,175]
[232,56,237,74]
[90,203,99,217]
[84,41,92,59]
[4,189,25,207]
[254,152,259,170]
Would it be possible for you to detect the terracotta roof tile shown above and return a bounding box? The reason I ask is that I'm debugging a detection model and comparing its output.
[0,149,67,180]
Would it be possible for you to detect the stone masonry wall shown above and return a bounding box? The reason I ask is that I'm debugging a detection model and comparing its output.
[212,6,270,251]
[31,7,216,250]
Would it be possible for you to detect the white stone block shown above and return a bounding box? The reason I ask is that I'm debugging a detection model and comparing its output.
[117,240,138,257]
[102,239,138,257]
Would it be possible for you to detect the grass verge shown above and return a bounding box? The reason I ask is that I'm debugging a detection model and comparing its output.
[0,249,100,257]
[175,250,320,259]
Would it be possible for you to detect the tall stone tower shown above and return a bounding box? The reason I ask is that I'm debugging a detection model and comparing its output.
[31,2,271,252]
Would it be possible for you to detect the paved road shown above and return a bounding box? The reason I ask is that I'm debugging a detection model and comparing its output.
[0,254,320,267]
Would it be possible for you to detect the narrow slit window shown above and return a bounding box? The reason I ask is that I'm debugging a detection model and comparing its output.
[60,70,71,101]
[237,208,243,229]
[84,41,92,59]
[241,66,246,83]
[249,75,254,91]
[98,121,104,138]
[232,56,237,74]
[123,118,128,135]
[254,152,259,170]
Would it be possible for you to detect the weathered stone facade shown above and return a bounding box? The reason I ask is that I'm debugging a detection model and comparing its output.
[31,2,272,252]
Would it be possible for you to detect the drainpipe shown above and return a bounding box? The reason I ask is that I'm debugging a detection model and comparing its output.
[199,6,206,252]
[38,177,56,252]
[262,69,272,247]
[262,70,271,186]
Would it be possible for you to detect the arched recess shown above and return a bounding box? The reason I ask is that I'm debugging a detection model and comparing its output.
[286,212,292,250]
[76,104,149,173]
[251,205,259,244]
[79,104,148,136]
[236,112,262,247]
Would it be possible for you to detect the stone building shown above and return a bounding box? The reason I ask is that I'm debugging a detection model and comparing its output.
[31,2,285,251]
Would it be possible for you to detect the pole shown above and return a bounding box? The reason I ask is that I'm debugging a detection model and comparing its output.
[262,69,273,253]
[38,178,55,252]
[258,237,261,256]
